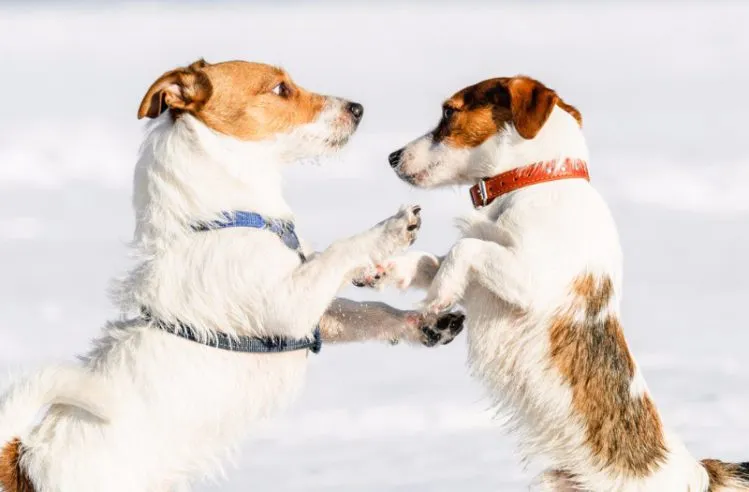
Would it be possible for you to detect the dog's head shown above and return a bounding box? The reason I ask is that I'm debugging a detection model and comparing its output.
[137,59,363,161]
[388,76,582,188]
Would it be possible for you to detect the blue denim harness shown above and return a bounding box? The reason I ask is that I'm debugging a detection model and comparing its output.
[142,211,321,354]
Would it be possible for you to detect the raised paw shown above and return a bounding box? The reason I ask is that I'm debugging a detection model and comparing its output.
[352,264,388,288]
[421,264,466,314]
[387,204,421,248]
[351,258,404,289]
[372,205,422,261]
[420,312,465,347]
[422,292,457,315]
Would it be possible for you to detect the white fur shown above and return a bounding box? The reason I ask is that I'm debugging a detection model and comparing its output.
[0,95,447,491]
[380,105,728,490]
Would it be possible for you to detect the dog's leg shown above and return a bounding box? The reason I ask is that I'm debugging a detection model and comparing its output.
[319,298,464,347]
[351,251,442,291]
[422,238,529,314]
[272,206,421,331]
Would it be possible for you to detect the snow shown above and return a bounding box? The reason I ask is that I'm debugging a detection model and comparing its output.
[0,1,748,490]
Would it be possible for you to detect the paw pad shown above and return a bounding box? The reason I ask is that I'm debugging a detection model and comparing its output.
[421,312,465,347]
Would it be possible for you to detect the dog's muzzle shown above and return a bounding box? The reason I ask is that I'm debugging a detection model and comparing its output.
[388,148,404,168]
[346,102,364,124]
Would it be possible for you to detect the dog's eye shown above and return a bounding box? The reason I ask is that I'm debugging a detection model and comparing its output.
[442,106,455,120]
[272,82,289,97]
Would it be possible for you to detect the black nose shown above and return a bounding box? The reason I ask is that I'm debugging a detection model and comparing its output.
[347,102,364,122]
[388,148,404,168]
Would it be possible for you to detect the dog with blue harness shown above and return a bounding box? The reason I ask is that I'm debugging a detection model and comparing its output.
[142,209,463,355]
[142,211,318,353]
[0,59,465,492]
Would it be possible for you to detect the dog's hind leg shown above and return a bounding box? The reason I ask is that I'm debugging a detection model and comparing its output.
[319,298,464,347]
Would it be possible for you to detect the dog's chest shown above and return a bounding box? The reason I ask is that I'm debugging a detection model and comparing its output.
[457,210,550,394]
[459,213,513,245]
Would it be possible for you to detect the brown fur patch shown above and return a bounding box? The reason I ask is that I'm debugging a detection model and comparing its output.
[506,77,560,139]
[549,274,667,477]
[433,75,583,148]
[704,459,732,489]
[558,99,583,127]
[572,273,615,319]
[703,459,749,491]
[0,439,35,492]
[541,469,581,490]
[138,59,326,141]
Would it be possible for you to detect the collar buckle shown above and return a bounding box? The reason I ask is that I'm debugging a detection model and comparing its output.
[477,179,488,208]
[470,179,489,208]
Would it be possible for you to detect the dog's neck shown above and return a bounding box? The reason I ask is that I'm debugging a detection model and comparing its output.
[483,106,589,180]
[132,114,293,247]
[466,106,589,215]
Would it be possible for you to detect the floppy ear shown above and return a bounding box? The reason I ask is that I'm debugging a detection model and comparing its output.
[137,60,212,120]
[507,77,559,139]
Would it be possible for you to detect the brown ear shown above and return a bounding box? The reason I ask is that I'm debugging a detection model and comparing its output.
[186,58,211,72]
[507,77,559,139]
[137,61,212,120]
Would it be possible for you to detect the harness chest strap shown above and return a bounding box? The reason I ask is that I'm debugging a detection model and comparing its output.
[193,211,307,262]
[142,210,320,354]
[141,308,322,354]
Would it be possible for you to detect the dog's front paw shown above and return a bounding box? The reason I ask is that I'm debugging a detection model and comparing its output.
[352,252,434,291]
[352,263,388,289]
[372,205,421,262]
[419,312,465,347]
[351,260,404,289]
[422,284,460,314]
[422,296,456,315]
[421,261,466,314]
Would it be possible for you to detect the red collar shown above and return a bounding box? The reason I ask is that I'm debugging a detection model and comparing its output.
[469,158,590,208]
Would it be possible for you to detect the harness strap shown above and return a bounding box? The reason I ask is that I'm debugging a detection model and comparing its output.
[193,211,306,262]
[140,210,319,354]
[141,309,322,354]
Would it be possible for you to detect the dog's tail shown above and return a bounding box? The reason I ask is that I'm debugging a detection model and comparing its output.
[0,365,112,448]
[702,459,749,491]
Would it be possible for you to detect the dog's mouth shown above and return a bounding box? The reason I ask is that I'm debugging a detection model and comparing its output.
[396,161,441,186]
[323,116,361,150]
[324,134,352,149]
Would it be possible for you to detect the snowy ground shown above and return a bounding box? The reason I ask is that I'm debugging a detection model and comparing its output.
[1,1,748,490]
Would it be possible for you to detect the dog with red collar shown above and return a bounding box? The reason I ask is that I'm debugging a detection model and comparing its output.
[356,75,749,492]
